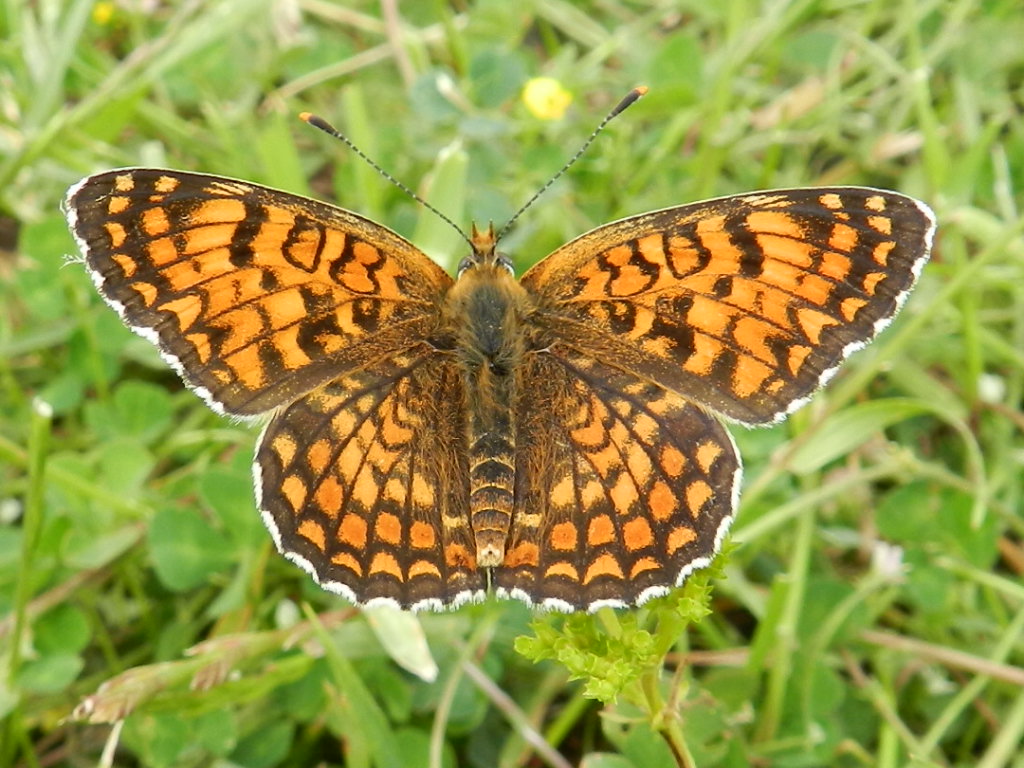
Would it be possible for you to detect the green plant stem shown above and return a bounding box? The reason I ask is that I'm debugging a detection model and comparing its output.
[641,669,695,768]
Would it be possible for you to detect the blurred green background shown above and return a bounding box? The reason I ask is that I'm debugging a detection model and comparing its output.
[2,1,1023,767]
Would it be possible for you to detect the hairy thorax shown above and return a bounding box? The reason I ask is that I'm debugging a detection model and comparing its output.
[445,267,532,403]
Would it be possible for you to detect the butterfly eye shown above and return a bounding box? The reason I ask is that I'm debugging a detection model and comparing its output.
[457,256,475,277]
[497,253,514,276]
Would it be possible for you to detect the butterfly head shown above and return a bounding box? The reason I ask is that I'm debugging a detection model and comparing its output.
[458,223,514,277]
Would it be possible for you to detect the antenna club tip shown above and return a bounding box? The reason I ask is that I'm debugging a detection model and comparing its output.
[301,112,337,134]
[609,86,648,118]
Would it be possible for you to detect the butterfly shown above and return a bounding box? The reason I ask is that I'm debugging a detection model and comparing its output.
[64,111,934,612]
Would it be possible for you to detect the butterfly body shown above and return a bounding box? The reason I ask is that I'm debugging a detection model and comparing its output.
[66,168,934,611]
[446,268,525,567]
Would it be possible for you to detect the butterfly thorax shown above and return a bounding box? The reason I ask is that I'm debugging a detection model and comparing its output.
[443,228,535,569]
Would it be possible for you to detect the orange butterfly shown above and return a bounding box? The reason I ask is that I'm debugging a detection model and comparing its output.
[65,97,934,611]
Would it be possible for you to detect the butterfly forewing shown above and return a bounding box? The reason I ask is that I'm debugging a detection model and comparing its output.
[521,187,935,425]
[66,169,452,416]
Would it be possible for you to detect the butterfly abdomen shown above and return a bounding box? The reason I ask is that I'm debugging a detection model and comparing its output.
[467,412,516,568]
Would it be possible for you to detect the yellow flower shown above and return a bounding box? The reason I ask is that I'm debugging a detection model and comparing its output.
[522,77,572,120]
[92,2,115,24]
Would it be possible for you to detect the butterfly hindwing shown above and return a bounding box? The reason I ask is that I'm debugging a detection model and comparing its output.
[495,351,741,611]
[256,345,484,610]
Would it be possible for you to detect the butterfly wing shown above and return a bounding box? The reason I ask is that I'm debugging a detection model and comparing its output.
[495,352,740,611]
[66,169,453,417]
[256,345,483,610]
[521,188,935,425]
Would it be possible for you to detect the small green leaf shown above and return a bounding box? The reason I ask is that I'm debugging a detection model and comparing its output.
[192,708,238,756]
[902,550,956,616]
[231,720,293,768]
[85,380,174,444]
[123,713,190,768]
[876,482,936,544]
[19,653,84,693]
[97,437,155,495]
[37,370,86,415]
[604,721,676,768]
[409,643,489,732]
[199,467,263,548]
[364,605,439,682]
[277,658,328,722]
[806,663,846,717]
[64,524,141,570]
[149,506,232,591]
[702,667,762,712]
[16,215,76,320]
[111,380,175,441]
[878,484,998,569]
[796,579,862,643]
[469,49,527,108]
[357,657,414,722]
[936,487,999,568]
[35,603,91,654]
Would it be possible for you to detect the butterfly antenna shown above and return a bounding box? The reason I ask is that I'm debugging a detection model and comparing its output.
[495,85,648,243]
[300,112,474,250]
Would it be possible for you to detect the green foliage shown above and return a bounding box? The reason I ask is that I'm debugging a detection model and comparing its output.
[519,613,661,702]
[517,571,717,703]
[3,0,1024,766]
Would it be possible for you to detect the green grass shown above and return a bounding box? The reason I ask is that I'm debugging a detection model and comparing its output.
[2,0,1023,766]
